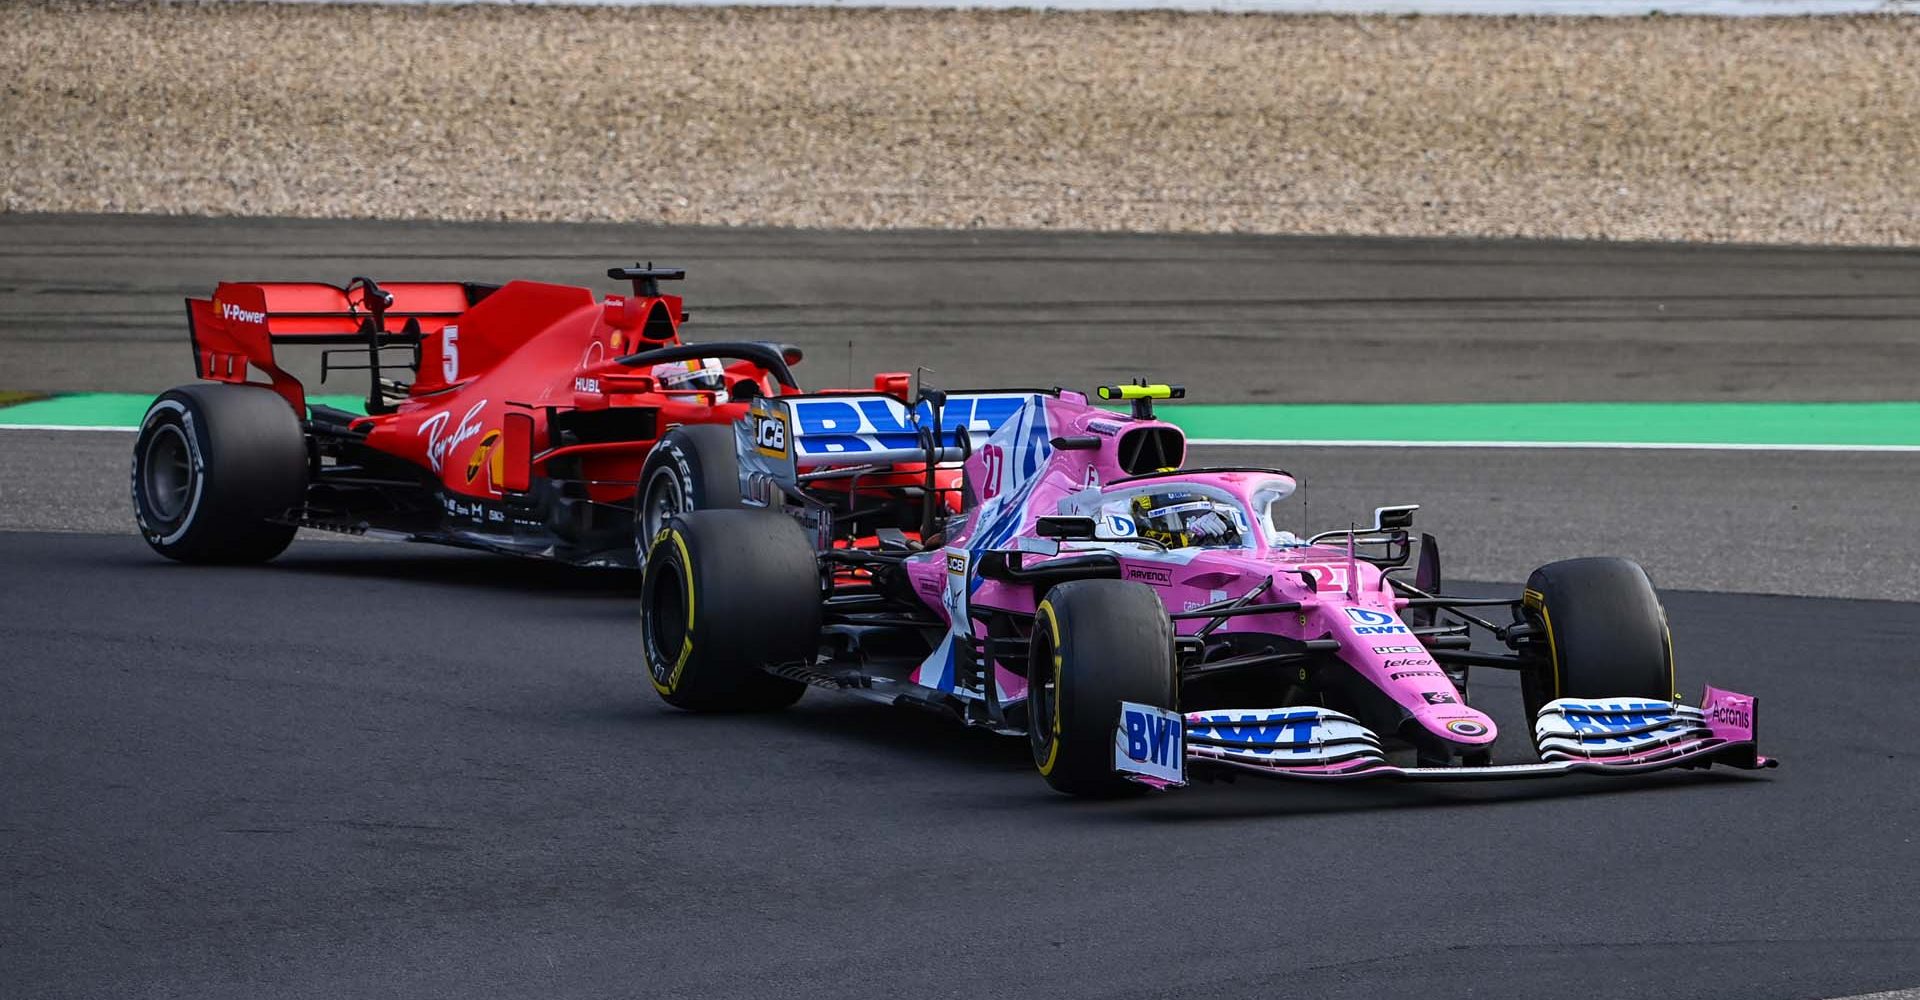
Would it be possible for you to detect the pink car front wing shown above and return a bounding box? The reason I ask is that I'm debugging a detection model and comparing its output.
[1167,686,1774,784]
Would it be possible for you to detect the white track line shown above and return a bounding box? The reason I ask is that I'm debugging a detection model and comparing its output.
[6,423,1919,452]
[0,424,140,433]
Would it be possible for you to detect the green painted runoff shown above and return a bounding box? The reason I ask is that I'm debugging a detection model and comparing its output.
[2,393,1917,447]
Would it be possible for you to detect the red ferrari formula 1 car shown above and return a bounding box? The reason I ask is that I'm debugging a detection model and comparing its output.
[130,264,941,566]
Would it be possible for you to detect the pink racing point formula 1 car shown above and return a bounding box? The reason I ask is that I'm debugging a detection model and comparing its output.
[639,383,1775,796]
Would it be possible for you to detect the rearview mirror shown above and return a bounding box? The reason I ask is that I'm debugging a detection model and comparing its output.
[1373,504,1418,532]
[1035,516,1098,540]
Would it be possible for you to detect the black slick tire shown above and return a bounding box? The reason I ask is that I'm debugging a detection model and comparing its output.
[1027,579,1178,798]
[130,384,307,564]
[634,424,743,569]
[641,509,816,712]
[1519,557,1677,720]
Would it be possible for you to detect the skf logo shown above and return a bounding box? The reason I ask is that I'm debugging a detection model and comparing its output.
[216,300,267,325]
[1345,607,1410,635]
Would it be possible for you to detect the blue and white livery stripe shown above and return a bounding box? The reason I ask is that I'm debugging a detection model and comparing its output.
[783,392,1030,462]
[1186,707,1383,757]
[964,396,1055,559]
[907,395,1051,697]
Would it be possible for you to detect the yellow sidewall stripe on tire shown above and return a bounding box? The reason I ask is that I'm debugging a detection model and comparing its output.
[1540,604,1562,701]
[1035,600,1063,777]
[649,528,698,696]
[1522,588,1562,701]
[1663,621,1679,701]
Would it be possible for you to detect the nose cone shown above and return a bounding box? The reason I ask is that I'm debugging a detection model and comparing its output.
[1383,672,1498,747]
[1329,601,1500,747]
[1415,704,1499,747]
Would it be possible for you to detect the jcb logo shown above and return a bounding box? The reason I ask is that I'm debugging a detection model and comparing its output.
[753,413,787,457]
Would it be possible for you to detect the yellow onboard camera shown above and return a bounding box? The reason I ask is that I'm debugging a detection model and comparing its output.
[1096,382,1185,419]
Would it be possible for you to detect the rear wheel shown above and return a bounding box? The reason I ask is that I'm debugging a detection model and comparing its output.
[1519,557,1677,720]
[634,424,742,568]
[641,509,816,711]
[1027,580,1178,797]
[131,384,307,563]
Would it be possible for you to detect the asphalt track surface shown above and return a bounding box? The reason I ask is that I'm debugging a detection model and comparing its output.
[4,215,1920,998]
[6,530,1920,1000]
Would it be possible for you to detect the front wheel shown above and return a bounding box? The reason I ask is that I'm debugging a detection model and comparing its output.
[641,510,816,711]
[634,424,742,569]
[131,384,307,563]
[1027,579,1178,797]
[1519,557,1677,720]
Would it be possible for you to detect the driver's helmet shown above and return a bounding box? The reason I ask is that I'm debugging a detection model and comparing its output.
[652,357,726,393]
[1129,491,1243,549]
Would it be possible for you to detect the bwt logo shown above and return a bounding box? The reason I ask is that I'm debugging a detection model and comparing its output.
[786,395,1028,455]
[1122,708,1182,768]
[1344,607,1410,635]
[1192,712,1319,753]
[1560,702,1677,742]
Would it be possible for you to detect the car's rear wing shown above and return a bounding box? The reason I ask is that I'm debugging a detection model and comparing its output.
[185,279,487,414]
[757,390,1040,467]
[736,388,1052,544]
